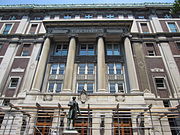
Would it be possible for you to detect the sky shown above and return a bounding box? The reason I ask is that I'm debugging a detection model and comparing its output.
[0,0,174,5]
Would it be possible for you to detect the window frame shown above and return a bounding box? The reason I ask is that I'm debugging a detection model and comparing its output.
[54,43,68,56]
[106,43,121,56]
[27,23,39,34]
[50,63,65,75]
[1,23,13,34]
[154,77,166,89]
[108,82,124,93]
[107,63,123,75]
[47,81,63,93]
[166,22,179,32]
[21,44,31,56]
[79,43,95,56]
[139,22,152,34]
[78,63,95,75]
[77,81,94,93]
[176,42,180,50]
[8,77,20,88]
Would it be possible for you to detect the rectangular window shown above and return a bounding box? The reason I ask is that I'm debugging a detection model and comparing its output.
[140,23,149,33]
[155,78,166,89]
[146,43,156,56]
[106,44,120,55]
[29,24,38,34]
[21,44,31,56]
[50,64,65,75]
[106,14,114,18]
[9,78,19,88]
[78,63,94,74]
[3,24,12,34]
[109,82,124,93]
[77,81,94,93]
[64,15,71,19]
[168,22,178,32]
[138,16,145,19]
[54,44,68,56]
[79,44,95,55]
[85,14,93,19]
[107,63,122,74]
[0,44,2,50]
[9,16,17,20]
[176,42,180,50]
[48,82,62,93]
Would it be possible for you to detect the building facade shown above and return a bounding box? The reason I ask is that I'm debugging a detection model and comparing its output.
[0,3,180,135]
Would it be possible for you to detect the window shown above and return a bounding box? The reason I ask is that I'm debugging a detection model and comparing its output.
[168,22,178,32]
[34,16,42,20]
[78,63,94,74]
[64,15,71,19]
[50,64,65,75]
[107,63,122,74]
[106,44,120,55]
[28,24,38,34]
[9,78,19,88]
[176,42,180,50]
[54,44,68,56]
[2,24,12,34]
[77,81,94,93]
[2,99,10,106]
[85,14,93,19]
[164,14,172,18]
[0,44,2,50]
[109,82,124,93]
[148,50,155,56]
[48,82,62,93]
[9,16,16,20]
[79,44,95,55]
[155,78,166,89]
[140,23,149,33]
[106,14,114,18]
[138,16,145,19]
[0,115,4,128]
[21,44,31,56]
[146,43,156,56]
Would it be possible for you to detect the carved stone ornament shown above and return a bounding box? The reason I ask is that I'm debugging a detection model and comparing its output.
[115,95,125,102]
[12,67,25,72]
[144,89,151,93]
[79,89,88,104]
[43,95,53,101]
[150,68,164,72]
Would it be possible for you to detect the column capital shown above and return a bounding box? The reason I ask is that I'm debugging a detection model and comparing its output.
[122,33,132,39]
[68,34,78,38]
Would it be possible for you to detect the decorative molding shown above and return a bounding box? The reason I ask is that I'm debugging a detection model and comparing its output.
[12,67,25,72]
[150,68,164,72]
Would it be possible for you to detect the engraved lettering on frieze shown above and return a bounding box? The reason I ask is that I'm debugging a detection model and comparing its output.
[150,68,164,72]
[106,29,124,33]
[71,29,104,33]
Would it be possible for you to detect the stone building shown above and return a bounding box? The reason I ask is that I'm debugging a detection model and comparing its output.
[0,3,180,135]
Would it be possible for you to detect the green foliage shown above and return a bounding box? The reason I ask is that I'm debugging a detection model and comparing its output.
[171,0,180,14]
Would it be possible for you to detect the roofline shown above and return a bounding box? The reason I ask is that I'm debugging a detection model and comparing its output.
[0,3,173,10]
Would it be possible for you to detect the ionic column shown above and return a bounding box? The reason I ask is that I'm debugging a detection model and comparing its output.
[63,37,76,92]
[97,37,106,92]
[124,37,139,92]
[32,37,50,92]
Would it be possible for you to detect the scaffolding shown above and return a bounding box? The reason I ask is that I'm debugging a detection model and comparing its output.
[0,103,180,135]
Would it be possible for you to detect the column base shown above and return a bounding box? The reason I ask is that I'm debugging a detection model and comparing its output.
[31,88,40,93]
[130,89,141,93]
[97,89,107,93]
[62,89,72,93]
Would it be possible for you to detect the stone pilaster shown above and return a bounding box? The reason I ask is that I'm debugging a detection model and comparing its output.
[124,37,139,92]
[63,37,76,92]
[31,37,50,92]
[97,37,106,92]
